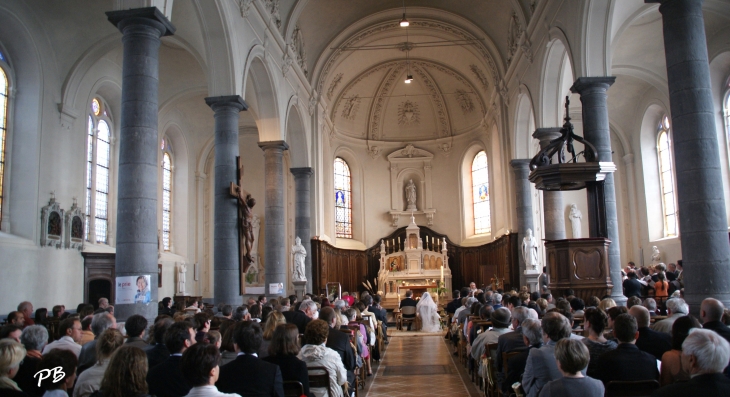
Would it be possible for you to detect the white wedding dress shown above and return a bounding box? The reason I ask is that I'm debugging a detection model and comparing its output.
[416,292,441,332]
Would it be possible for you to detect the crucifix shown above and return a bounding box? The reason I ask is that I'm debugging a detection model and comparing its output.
[230,156,257,271]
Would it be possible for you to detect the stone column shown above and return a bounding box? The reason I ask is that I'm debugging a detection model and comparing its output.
[205,96,248,306]
[532,128,566,241]
[106,7,174,322]
[650,0,730,309]
[511,159,534,287]
[290,167,314,293]
[259,141,289,296]
[570,76,625,305]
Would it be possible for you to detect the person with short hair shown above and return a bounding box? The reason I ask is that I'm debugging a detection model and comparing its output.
[399,290,418,331]
[538,339,604,397]
[14,325,48,395]
[0,339,26,394]
[643,298,658,317]
[74,328,125,397]
[17,302,34,326]
[182,344,241,397]
[652,329,730,397]
[124,314,149,349]
[472,308,512,362]
[78,312,117,369]
[0,325,22,343]
[147,322,195,397]
[98,298,109,310]
[630,305,672,360]
[700,298,730,343]
[652,298,689,334]
[523,312,575,397]
[283,300,315,334]
[500,318,542,395]
[298,320,346,397]
[594,313,658,384]
[38,348,78,395]
[159,297,175,317]
[495,306,531,376]
[43,317,83,357]
[318,307,356,396]
[216,322,284,397]
[6,312,24,328]
[146,317,174,369]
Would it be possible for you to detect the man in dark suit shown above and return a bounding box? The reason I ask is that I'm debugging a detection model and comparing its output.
[283,299,316,334]
[499,318,541,395]
[445,290,461,314]
[495,306,531,375]
[320,307,356,395]
[595,313,658,384]
[145,317,174,369]
[700,298,730,343]
[147,321,194,397]
[400,290,417,330]
[216,321,284,397]
[652,329,730,397]
[623,271,643,298]
[368,294,389,343]
[630,305,672,360]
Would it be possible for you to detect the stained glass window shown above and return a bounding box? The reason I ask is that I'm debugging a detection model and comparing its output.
[657,116,677,237]
[334,157,352,238]
[162,152,172,251]
[471,150,491,235]
[0,66,7,229]
[85,98,112,244]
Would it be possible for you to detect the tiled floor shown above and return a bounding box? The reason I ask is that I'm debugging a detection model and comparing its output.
[364,334,482,397]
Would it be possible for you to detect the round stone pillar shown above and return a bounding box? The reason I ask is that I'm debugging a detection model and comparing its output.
[259,141,289,297]
[652,0,730,310]
[291,167,314,293]
[205,96,248,306]
[511,159,534,287]
[106,7,174,322]
[570,76,625,305]
[532,128,566,241]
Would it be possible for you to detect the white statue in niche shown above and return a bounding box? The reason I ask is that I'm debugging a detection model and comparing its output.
[292,236,307,282]
[405,179,417,210]
[522,228,539,271]
[178,263,187,295]
[651,246,661,264]
[569,204,582,238]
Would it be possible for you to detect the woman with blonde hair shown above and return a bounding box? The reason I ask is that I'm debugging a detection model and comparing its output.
[74,328,125,397]
[98,346,150,397]
[598,298,616,312]
[259,311,285,358]
[0,339,26,394]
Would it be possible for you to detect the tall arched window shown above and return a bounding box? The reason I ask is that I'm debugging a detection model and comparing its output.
[657,115,677,237]
[161,138,172,251]
[471,150,491,235]
[0,61,8,229]
[334,157,352,238]
[85,98,112,244]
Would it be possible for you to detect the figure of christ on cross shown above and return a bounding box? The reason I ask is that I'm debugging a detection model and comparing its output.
[230,156,256,267]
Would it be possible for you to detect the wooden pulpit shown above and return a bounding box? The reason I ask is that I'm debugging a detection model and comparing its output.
[545,238,613,301]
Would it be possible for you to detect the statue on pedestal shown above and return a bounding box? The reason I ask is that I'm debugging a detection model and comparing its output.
[569,203,582,238]
[405,179,417,210]
[522,228,539,271]
[178,263,187,295]
[292,236,307,282]
[651,246,661,264]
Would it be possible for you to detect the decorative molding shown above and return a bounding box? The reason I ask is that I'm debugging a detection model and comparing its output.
[263,0,281,29]
[521,36,533,64]
[64,198,85,250]
[438,142,452,156]
[41,193,64,249]
[507,13,524,64]
[340,94,361,120]
[366,63,406,140]
[367,145,381,159]
[414,60,486,115]
[238,0,253,17]
[397,41,415,52]
[282,53,293,77]
[470,64,489,92]
[498,79,509,105]
[397,100,420,126]
[455,89,475,114]
[308,95,317,116]
[289,24,308,76]
[327,73,343,100]
[58,104,79,131]
[411,65,451,137]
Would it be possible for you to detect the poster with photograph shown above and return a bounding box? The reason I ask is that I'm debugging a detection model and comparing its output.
[116,275,151,304]
[269,283,284,295]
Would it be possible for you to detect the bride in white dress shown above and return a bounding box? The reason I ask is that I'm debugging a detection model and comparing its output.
[416,292,441,332]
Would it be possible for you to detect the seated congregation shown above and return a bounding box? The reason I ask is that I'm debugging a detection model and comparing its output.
[446,283,730,397]
[0,292,387,397]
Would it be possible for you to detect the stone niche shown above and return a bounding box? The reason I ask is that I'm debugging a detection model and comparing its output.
[65,199,85,250]
[41,195,64,249]
[387,144,436,226]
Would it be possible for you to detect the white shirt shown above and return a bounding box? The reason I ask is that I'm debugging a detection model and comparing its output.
[42,336,82,357]
[185,385,241,397]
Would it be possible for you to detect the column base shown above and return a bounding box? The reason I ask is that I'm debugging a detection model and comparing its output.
[293,281,307,301]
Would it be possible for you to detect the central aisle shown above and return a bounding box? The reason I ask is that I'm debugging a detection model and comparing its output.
[366,335,482,397]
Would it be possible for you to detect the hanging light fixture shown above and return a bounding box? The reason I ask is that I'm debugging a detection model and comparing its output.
[400,0,409,27]
[405,74,413,84]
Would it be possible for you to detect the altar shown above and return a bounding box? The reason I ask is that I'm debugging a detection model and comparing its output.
[377,214,452,302]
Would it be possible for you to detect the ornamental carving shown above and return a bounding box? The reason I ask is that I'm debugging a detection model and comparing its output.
[455,89,475,114]
[341,95,361,120]
[470,64,489,92]
[41,193,64,249]
[282,53,293,77]
[398,101,420,126]
[65,198,84,250]
[327,73,343,100]
[290,24,308,76]
[264,0,281,28]
[238,0,253,17]
[507,13,523,63]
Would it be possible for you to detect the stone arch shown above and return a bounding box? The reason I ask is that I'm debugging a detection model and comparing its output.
[159,121,190,257]
[579,0,611,77]
[639,103,670,241]
[244,55,282,141]
[193,0,239,96]
[541,32,576,128]
[513,91,536,159]
[285,99,309,167]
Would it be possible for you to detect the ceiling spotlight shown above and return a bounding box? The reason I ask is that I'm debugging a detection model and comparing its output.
[400,13,409,27]
[405,74,413,84]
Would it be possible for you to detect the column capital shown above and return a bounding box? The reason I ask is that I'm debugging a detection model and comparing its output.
[106,7,175,36]
[570,76,616,94]
[258,140,289,152]
[290,167,314,177]
[205,95,248,112]
[532,127,562,149]
[510,158,531,172]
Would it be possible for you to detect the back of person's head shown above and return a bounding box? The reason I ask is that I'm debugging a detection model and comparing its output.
[536,298,548,312]
[181,343,221,387]
[492,293,502,305]
[541,312,572,342]
[466,297,478,309]
[521,318,543,345]
[80,304,95,318]
[20,325,48,352]
[607,305,628,321]
[96,328,125,361]
[629,305,651,328]
[583,308,608,335]
[682,328,730,374]
[193,312,211,331]
[491,308,512,329]
[479,305,493,320]
[453,290,460,299]
[626,296,642,309]
[569,298,585,312]
[165,322,194,354]
[81,315,93,331]
[667,298,689,315]
[249,303,261,319]
[671,315,701,350]
[405,290,413,298]
[642,297,657,312]
[91,312,115,336]
[59,317,80,338]
[233,321,262,354]
[372,295,382,305]
[299,300,317,315]
[599,298,617,311]
[555,299,571,313]
[263,311,285,340]
[512,306,530,326]
[319,307,336,325]
[362,295,373,307]
[152,317,174,345]
[269,323,301,356]
[304,319,330,345]
[614,313,638,343]
[101,345,148,397]
[37,348,77,390]
[564,289,574,297]
[0,339,25,377]
[222,305,233,317]
[220,324,236,352]
[627,271,637,279]
[0,324,22,341]
[554,338,590,375]
[125,315,148,338]
[460,287,470,299]
[701,298,725,322]
[507,295,521,308]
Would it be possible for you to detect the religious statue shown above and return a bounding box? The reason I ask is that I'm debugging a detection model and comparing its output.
[405,179,417,210]
[291,236,307,282]
[522,228,539,271]
[651,246,661,264]
[178,263,187,295]
[569,203,582,238]
[231,157,257,265]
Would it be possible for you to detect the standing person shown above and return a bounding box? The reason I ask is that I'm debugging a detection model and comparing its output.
[181,344,241,397]
[537,339,604,397]
[416,292,441,333]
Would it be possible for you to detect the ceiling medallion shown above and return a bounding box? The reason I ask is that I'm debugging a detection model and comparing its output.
[398,100,420,126]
